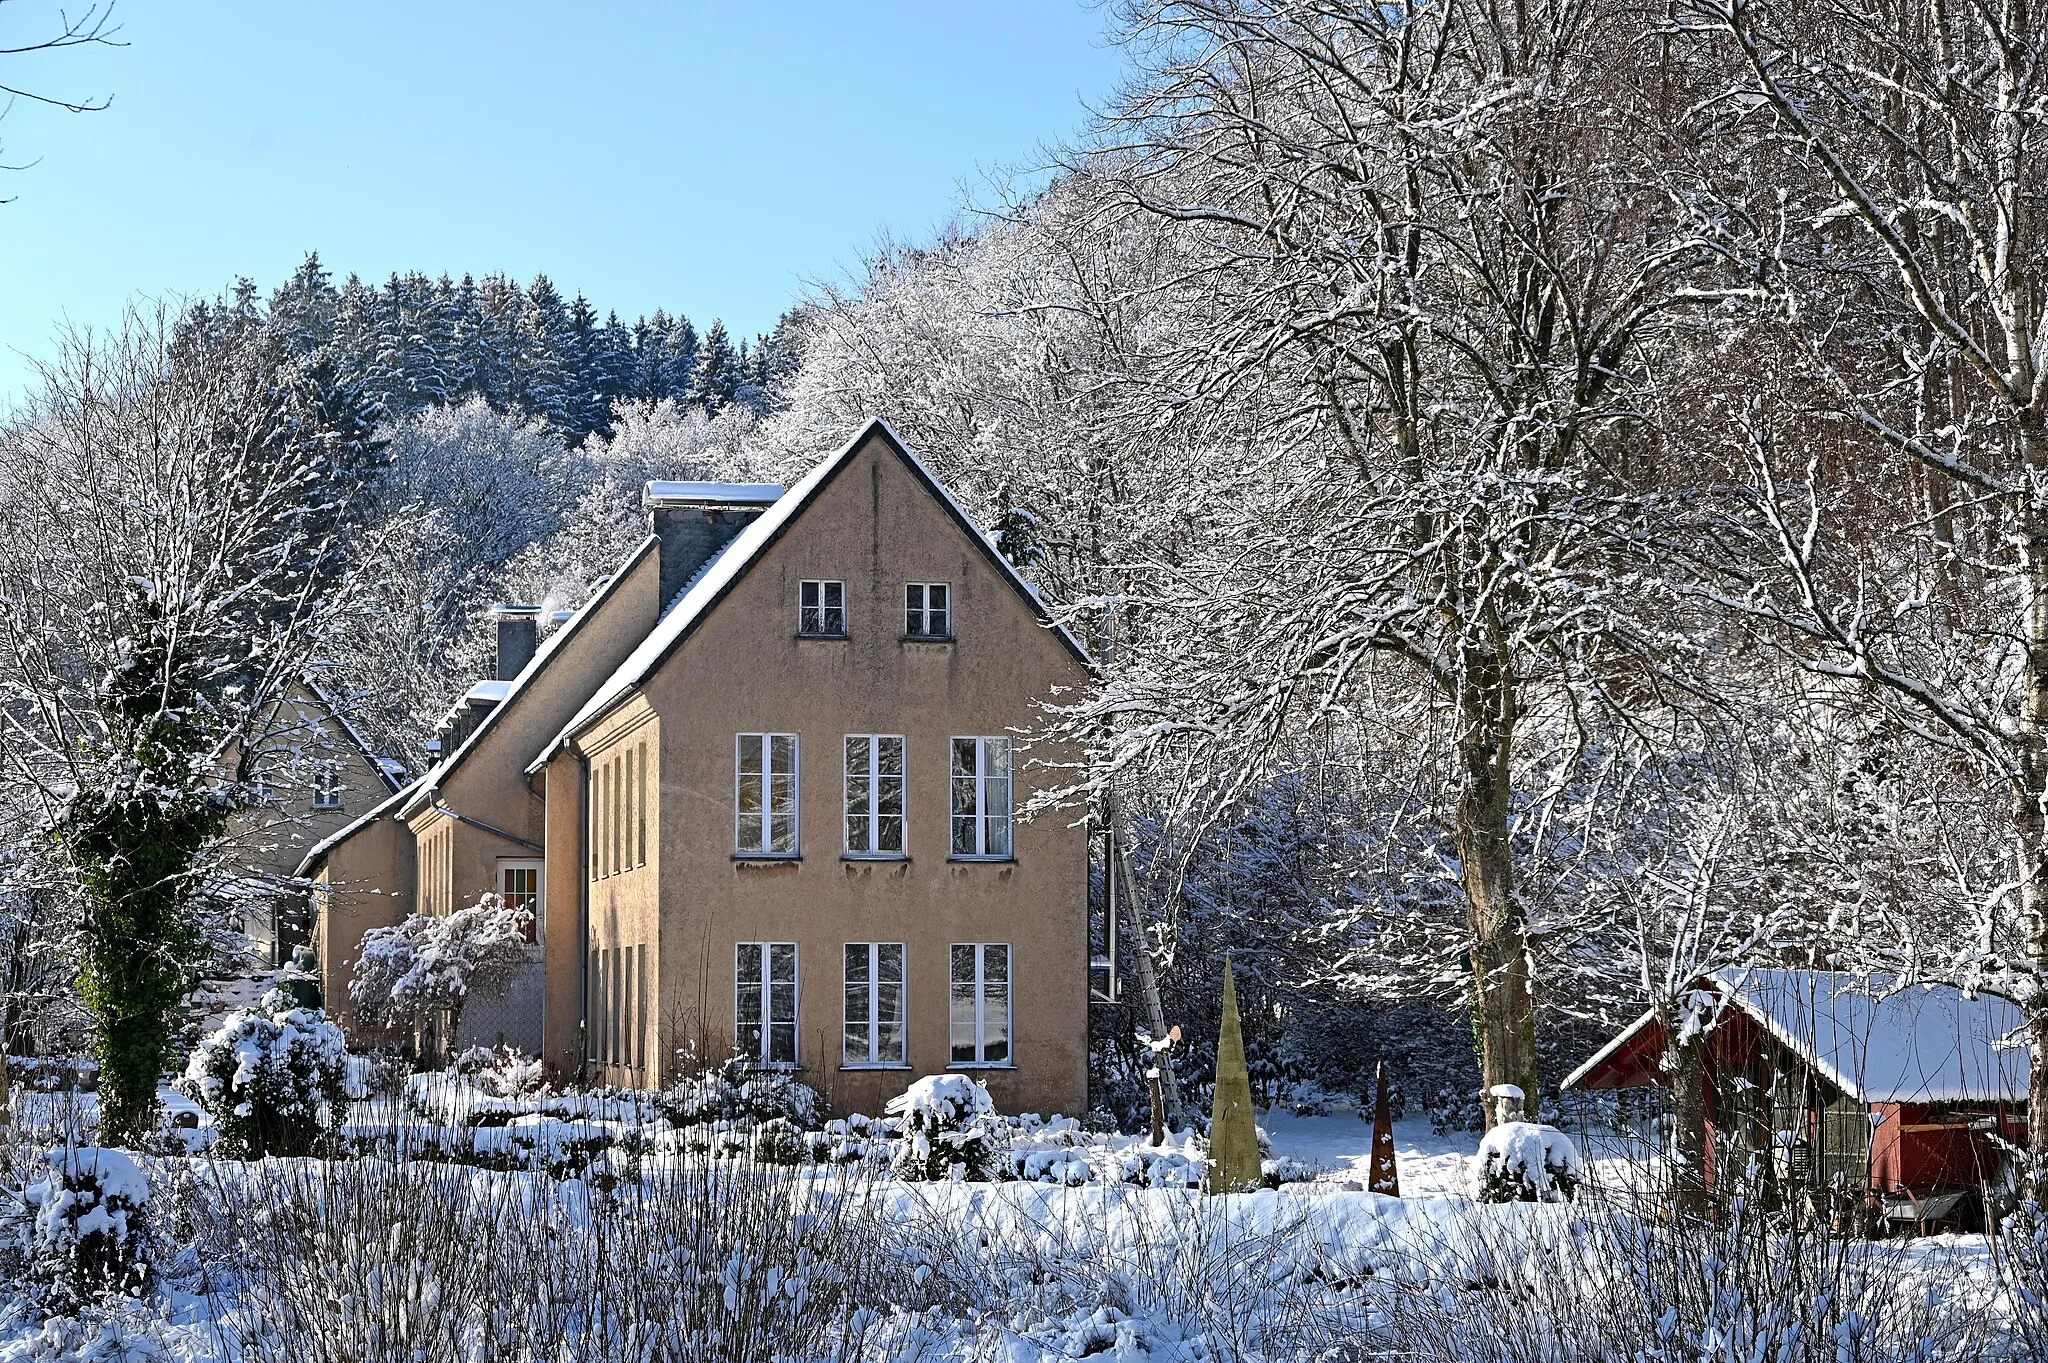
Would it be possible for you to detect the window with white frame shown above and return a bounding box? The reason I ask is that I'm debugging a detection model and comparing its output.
[499,859,542,944]
[311,761,343,811]
[949,943,1011,1065]
[904,583,950,638]
[843,942,905,1066]
[800,580,846,636]
[735,734,799,856]
[843,735,905,856]
[950,737,1013,858]
[736,941,798,1066]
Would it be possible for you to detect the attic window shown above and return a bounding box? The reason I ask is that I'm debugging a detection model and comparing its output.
[311,762,343,812]
[905,583,950,639]
[800,580,846,637]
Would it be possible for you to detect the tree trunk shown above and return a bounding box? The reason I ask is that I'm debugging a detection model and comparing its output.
[2019,415,2048,1194]
[1667,1030,1711,1219]
[1458,642,1538,1125]
[1115,827,1184,1126]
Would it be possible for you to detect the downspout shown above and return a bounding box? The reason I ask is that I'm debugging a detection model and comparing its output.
[574,746,592,1088]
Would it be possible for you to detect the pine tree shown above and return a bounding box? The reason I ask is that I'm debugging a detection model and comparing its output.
[692,319,740,411]
[267,252,337,359]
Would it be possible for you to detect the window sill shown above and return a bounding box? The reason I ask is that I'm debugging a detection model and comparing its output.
[947,855,1015,865]
[900,634,954,645]
[839,1063,913,1072]
[947,1063,1017,1071]
[732,854,801,864]
[842,853,909,864]
[795,631,848,641]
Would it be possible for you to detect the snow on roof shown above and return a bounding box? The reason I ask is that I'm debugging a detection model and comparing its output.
[466,679,513,703]
[1564,971,2027,1104]
[1719,969,2025,1104]
[644,480,785,505]
[402,536,661,818]
[528,419,1089,774]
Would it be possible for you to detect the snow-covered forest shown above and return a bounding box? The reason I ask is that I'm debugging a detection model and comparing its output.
[3,0,2048,1356]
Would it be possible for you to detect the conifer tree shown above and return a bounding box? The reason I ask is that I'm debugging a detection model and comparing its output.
[693,320,740,411]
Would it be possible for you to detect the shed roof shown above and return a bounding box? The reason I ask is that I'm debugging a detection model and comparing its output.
[1562,970,2027,1105]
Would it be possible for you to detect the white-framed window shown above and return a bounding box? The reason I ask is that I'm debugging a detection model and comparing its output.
[905,583,950,638]
[949,943,1011,1066]
[736,941,798,1066]
[311,761,343,811]
[736,733,799,856]
[843,942,906,1067]
[843,735,905,857]
[950,736,1013,859]
[800,580,846,636]
[248,772,278,808]
[499,858,543,944]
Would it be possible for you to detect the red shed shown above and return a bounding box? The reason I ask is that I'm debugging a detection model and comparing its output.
[1564,971,2027,1230]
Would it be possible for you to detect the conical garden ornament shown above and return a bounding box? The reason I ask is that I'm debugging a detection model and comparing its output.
[1205,959,1262,1194]
[1369,1059,1400,1196]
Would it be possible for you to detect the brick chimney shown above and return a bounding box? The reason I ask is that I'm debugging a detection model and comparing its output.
[491,604,543,681]
[643,481,784,605]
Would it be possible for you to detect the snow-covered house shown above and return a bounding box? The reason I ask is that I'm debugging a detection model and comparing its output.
[301,420,1093,1115]
[1564,970,2026,1223]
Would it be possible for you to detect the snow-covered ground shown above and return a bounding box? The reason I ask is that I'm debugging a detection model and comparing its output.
[0,1087,2031,1362]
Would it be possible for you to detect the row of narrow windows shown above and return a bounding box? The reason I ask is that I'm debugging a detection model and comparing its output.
[589,741,650,881]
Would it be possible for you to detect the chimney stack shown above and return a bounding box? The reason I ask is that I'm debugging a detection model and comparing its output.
[492,605,542,681]
[644,481,784,606]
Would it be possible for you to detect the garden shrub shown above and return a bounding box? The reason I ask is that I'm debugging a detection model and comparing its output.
[886,1074,997,1181]
[16,1145,151,1308]
[176,990,347,1158]
[1469,1121,1581,1203]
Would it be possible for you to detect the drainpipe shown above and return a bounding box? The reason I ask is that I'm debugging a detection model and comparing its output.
[574,746,592,1088]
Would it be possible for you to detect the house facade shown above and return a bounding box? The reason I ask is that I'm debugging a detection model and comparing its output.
[303,421,1092,1115]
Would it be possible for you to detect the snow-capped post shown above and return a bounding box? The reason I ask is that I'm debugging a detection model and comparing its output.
[1485,1084,1526,1131]
[1205,958,1260,1193]
[1143,1023,1180,1146]
[1369,1060,1399,1196]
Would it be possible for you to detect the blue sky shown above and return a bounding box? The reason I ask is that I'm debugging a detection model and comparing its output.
[0,1,1130,408]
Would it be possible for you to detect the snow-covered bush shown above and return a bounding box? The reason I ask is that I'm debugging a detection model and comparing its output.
[16,1146,150,1307]
[176,990,347,1158]
[885,1074,998,1181]
[1468,1122,1582,1203]
[349,893,532,1039]
[453,1044,546,1099]
[660,1057,821,1129]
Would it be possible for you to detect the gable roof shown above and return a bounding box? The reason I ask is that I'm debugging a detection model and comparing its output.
[401,534,660,819]
[528,418,1091,772]
[1563,970,2027,1104]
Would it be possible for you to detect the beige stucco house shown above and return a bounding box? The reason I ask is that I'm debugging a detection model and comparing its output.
[303,421,1093,1115]
[222,676,405,967]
